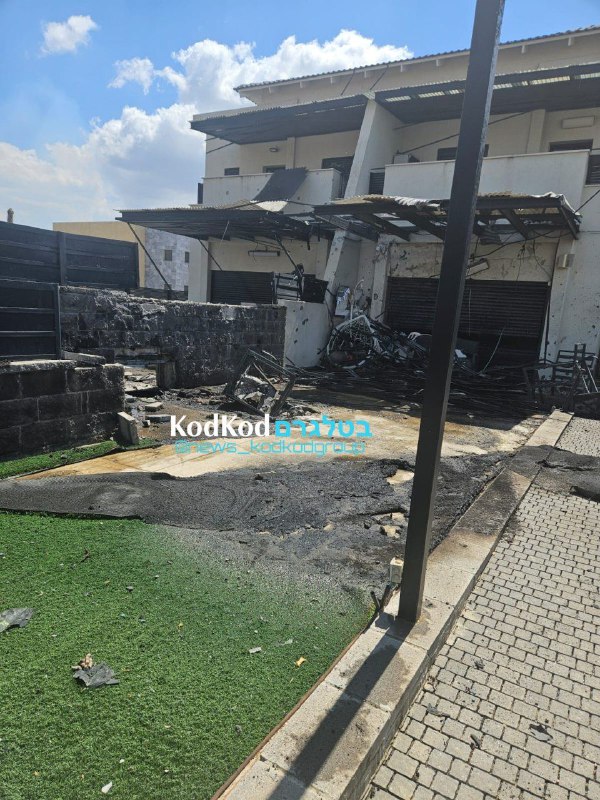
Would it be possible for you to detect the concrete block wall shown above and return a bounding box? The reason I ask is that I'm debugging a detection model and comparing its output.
[60,286,286,387]
[0,360,124,457]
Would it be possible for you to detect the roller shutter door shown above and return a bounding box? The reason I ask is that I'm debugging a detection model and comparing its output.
[210,270,273,305]
[384,277,549,365]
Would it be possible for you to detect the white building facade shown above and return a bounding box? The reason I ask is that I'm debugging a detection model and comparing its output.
[122,26,600,368]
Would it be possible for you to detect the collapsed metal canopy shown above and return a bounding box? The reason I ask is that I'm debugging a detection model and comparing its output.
[191,95,368,144]
[312,192,581,243]
[118,201,332,244]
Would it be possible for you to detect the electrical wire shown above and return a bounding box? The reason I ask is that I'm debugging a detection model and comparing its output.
[340,68,357,97]
[573,185,600,214]
[368,64,390,93]
[198,239,224,271]
[394,111,529,157]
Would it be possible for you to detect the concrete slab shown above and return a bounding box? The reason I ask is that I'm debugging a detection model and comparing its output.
[325,630,428,717]
[451,468,531,537]
[117,412,139,446]
[225,760,326,800]
[260,681,389,800]
[16,402,540,481]
[526,410,572,447]
[379,595,456,656]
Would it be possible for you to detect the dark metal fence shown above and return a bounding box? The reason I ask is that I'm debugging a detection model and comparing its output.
[0,279,61,360]
[0,221,138,290]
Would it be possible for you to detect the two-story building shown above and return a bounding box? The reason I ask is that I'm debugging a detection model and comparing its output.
[120,25,600,368]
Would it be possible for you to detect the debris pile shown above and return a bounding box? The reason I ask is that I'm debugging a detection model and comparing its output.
[291,316,536,416]
[525,344,600,418]
[225,349,296,416]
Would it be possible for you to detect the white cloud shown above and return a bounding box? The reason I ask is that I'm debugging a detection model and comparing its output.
[2,30,412,227]
[41,15,98,55]
[0,104,201,226]
[110,30,412,110]
[109,58,156,94]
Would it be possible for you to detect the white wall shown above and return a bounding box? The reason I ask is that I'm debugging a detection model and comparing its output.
[282,299,331,367]
[204,130,360,182]
[383,150,589,207]
[346,99,400,196]
[204,237,329,278]
[202,168,342,208]
[546,187,600,359]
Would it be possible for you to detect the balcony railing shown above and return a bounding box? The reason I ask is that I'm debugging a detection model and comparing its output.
[202,168,344,208]
[382,150,591,209]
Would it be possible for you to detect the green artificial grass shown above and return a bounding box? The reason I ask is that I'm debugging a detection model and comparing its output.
[0,439,160,481]
[0,512,370,800]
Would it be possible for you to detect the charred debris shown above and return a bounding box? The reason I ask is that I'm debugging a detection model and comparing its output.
[123,317,599,423]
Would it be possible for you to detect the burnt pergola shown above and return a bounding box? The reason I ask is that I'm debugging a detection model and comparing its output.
[118,202,330,244]
[117,201,382,246]
[312,192,580,243]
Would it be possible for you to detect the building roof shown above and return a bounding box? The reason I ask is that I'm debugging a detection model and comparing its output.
[193,62,600,144]
[235,25,600,91]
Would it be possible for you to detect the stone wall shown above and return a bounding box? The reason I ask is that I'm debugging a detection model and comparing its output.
[143,228,197,292]
[60,286,286,387]
[0,360,124,457]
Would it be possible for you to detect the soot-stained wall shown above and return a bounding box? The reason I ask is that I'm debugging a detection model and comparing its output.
[60,286,286,387]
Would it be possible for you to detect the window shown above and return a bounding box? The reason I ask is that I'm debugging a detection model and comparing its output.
[549,139,593,153]
[369,169,385,194]
[184,251,190,264]
[549,140,599,185]
[224,167,240,176]
[437,145,489,160]
[164,249,173,261]
[587,154,600,185]
[263,165,285,173]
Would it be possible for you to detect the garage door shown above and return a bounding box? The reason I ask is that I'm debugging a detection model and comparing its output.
[211,270,273,305]
[384,277,549,366]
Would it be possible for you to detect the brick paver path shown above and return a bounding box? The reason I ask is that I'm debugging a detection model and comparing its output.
[370,422,600,800]
[557,417,600,458]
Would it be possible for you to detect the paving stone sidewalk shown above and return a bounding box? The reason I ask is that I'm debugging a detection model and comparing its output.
[369,417,600,800]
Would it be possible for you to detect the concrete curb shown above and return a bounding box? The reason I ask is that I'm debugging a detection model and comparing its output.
[219,410,572,800]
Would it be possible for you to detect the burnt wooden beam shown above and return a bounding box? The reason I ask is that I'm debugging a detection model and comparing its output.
[557,205,580,239]
[313,214,379,241]
[400,211,447,240]
[353,211,412,241]
[501,208,534,239]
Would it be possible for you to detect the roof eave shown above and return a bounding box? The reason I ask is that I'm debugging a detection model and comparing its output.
[234,25,600,94]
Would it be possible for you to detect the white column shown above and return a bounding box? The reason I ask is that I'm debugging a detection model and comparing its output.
[525,109,546,154]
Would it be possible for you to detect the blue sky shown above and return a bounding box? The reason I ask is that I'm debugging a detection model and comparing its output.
[0,0,598,227]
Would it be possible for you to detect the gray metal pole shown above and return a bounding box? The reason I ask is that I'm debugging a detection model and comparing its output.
[397,0,505,623]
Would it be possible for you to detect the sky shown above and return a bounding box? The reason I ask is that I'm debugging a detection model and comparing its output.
[0,0,598,228]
